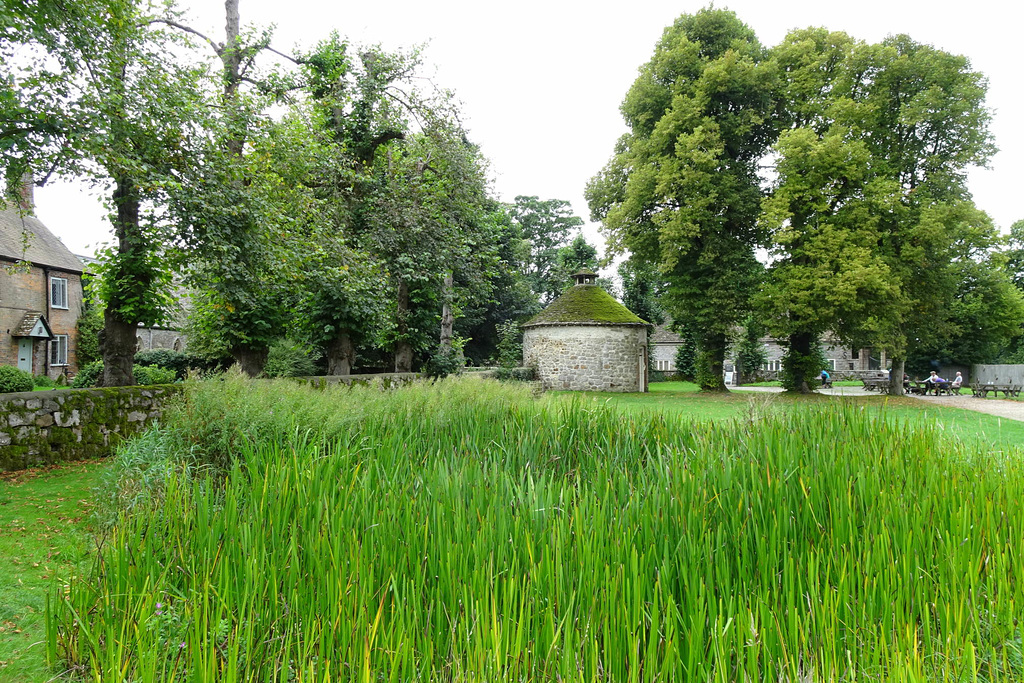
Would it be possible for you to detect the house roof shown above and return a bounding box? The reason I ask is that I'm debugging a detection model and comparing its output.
[0,207,85,273]
[13,311,54,338]
[523,284,648,327]
[651,323,684,344]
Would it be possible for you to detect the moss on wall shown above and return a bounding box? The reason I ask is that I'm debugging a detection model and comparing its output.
[0,385,182,472]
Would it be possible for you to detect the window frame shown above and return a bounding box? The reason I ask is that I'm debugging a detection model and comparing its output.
[50,276,69,309]
[50,334,69,366]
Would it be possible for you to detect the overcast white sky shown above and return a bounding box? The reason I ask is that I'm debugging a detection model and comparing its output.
[34,0,1024,263]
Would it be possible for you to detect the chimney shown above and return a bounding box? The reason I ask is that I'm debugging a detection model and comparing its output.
[573,270,598,286]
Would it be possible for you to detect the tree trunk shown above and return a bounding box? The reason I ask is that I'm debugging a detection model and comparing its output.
[440,273,454,353]
[100,175,141,387]
[698,332,728,392]
[232,346,268,377]
[394,279,413,372]
[326,332,355,376]
[222,0,244,158]
[888,356,906,396]
[100,309,136,386]
[788,331,815,394]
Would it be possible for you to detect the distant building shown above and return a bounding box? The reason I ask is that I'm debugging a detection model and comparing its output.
[522,271,650,392]
[1,181,85,378]
[650,319,889,381]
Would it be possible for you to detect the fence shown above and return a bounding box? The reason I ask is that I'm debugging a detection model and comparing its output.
[970,364,1024,386]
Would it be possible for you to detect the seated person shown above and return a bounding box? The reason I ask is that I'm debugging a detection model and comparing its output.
[925,371,947,394]
[819,369,832,387]
[951,371,963,389]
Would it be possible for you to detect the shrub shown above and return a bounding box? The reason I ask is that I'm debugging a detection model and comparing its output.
[33,374,56,388]
[494,366,535,381]
[422,349,464,379]
[134,350,217,380]
[133,365,177,385]
[0,365,34,393]
[262,339,320,378]
[71,361,103,388]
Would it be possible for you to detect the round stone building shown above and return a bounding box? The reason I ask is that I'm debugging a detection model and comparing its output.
[522,271,649,392]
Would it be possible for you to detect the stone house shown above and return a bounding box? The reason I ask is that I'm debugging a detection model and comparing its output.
[1,184,85,379]
[523,271,649,392]
[651,320,889,382]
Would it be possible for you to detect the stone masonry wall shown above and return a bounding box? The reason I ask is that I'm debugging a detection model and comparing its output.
[523,324,646,392]
[0,385,181,472]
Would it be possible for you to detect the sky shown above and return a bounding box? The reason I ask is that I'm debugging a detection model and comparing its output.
[33,0,1024,264]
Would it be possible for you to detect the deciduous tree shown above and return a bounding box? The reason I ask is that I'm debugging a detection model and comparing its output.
[1,0,207,385]
[587,8,775,391]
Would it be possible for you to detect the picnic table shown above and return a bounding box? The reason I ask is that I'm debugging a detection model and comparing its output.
[970,383,1023,398]
[861,378,895,392]
[905,381,929,395]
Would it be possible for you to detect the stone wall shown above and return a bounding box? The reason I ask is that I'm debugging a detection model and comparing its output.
[296,372,419,389]
[0,385,181,472]
[523,324,647,392]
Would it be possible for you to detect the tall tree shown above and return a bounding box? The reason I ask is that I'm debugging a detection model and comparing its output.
[509,196,584,304]
[759,28,897,392]
[166,0,304,376]
[1,0,206,385]
[587,8,775,391]
[846,35,999,394]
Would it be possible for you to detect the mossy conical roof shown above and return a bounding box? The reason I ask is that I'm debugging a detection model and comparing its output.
[523,284,648,327]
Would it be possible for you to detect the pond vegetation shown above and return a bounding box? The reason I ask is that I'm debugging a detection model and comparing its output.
[38,375,1024,681]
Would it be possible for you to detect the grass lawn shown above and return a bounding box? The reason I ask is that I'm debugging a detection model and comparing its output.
[569,381,1024,453]
[0,460,105,682]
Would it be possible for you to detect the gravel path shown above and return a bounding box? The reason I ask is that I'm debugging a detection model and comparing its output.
[732,385,1024,422]
[907,393,1024,422]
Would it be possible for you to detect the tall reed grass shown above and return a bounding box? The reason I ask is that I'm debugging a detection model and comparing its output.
[48,373,1024,681]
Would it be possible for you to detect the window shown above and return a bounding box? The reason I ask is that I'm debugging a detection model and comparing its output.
[50,334,68,366]
[763,360,782,372]
[827,359,836,371]
[50,277,68,309]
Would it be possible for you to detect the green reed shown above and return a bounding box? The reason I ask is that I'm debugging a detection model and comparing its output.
[47,374,1024,681]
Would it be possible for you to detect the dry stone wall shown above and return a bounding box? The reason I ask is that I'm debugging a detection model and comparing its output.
[0,385,180,472]
[523,324,646,392]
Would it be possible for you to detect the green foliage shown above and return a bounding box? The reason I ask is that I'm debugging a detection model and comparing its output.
[618,258,665,327]
[132,365,176,385]
[1007,220,1024,290]
[76,274,104,366]
[134,350,215,380]
[510,195,584,304]
[673,329,699,381]
[262,339,320,379]
[779,342,827,392]
[458,205,542,365]
[33,374,56,389]
[0,366,34,393]
[421,349,464,379]
[71,361,103,389]
[734,317,768,381]
[495,320,523,369]
[94,427,193,528]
